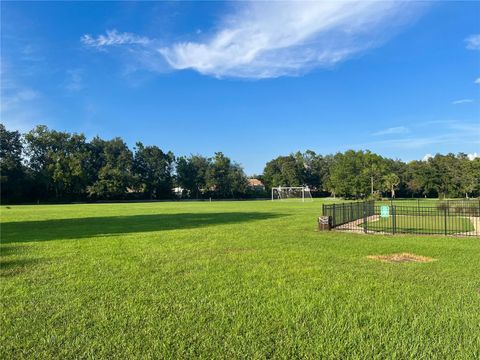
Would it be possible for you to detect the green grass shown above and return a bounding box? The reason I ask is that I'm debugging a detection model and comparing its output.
[366,215,475,234]
[1,200,480,358]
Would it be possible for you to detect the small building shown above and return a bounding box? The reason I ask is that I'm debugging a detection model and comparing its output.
[248,178,265,191]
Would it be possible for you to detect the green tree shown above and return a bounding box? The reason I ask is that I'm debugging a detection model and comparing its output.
[458,154,480,198]
[206,152,247,198]
[0,124,26,202]
[382,173,400,198]
[176,155,210,198]
[329,150,366,198]
[24,125,89,200]
[361,152,388,196]
[86,137,134,199]
[133,142,174,199]
[263,155,305,188]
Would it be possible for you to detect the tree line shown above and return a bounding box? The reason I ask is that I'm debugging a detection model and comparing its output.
[1,124,479,203]
[263,150,480,199]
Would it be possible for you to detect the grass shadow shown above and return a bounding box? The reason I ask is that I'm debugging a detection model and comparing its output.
[0,258,41,277]
[1,212,283,244]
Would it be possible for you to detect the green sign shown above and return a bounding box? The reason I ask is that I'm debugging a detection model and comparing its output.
[380,206,390,218]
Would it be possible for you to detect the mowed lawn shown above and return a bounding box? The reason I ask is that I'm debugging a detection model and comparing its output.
[1,201,479,359]
[366,215,475,235]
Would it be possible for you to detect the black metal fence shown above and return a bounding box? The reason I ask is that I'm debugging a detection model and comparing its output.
[323,200,374,227]
[322,200,480,236]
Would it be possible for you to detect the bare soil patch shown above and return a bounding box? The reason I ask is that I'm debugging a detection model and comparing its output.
[367,252,435,263]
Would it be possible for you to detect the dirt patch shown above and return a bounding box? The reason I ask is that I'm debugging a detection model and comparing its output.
[367,252,435,263]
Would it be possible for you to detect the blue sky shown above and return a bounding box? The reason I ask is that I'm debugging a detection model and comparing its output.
[1,1,479,174]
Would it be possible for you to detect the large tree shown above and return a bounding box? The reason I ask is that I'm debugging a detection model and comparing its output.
[362,152,388,196]
[176,155,210,198]
[24,125,90,200]
[263,154,305,188]
[382,173,400,198]
[329,150,366,198]
[0,124,26,202]
[86,137,134,199]
[133,142,174,199]
[206,152,248,198]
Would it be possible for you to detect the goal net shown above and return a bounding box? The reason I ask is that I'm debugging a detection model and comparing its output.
[271,186,313,202]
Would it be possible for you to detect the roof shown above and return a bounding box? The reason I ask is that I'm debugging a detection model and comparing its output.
[248,178,264,187]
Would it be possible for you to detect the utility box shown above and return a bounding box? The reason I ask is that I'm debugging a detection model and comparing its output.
[318,216,331,231]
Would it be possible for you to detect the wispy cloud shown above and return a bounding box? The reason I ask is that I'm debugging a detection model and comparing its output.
[82,2,425,79]
[64,69,84,92]
[1,64,47,132]
[452,99,474,105]
[360,120,480,151]
[81,30,151,49]
[465,34,480,50]
[475,78,480,85]
[372,126,409,136]
[2,88,40,112]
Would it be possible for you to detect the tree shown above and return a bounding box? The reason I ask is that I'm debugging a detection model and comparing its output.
[459,155,480,198]
[206,152,247,198]
[228,163,248,197]
[263,155,305,188]
[329,150,367,198]
[0,124,26,202]
[294,150,331,191]
[24,125,90,200]
[86,137,134,199]
[382,173,400,198]
[133,142,174,199]
[362,152,387,196]
[176,155,210,198]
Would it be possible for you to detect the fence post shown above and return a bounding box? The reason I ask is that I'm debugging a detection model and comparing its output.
[332,204,336,227]
[322,204,325,216]
[363,201,368,233]
[444,207,448,236]
[392,205,396,235]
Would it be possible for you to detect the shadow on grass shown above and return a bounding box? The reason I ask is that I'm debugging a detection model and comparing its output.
[0,258,40,277]
[1,212,283,244]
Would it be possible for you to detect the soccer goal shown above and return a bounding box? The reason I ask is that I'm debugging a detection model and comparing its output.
[271,186,313,202]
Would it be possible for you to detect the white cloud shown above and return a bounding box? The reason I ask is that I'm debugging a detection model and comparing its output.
[359,120,480,151]
[160,2,424,78]
[83,2,425,79]
[2,88,39,112]
[422,153,433,161]
[465,34,480,50]
[475,78,480,85]
[1,67,46,132]
[372,126,409,136]
[1,87,44,132]
[452,99,474,105]
[467,152,479,160]
[81,29,151,49]
[422,153,478,162]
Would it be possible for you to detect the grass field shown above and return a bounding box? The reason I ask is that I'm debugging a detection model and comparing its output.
[366,215,475,234]
[1,200,480,358]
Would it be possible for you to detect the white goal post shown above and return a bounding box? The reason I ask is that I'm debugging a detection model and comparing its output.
[271,186,313,202]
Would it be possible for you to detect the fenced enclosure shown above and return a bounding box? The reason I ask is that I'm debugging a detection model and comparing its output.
[322,200,480,236]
